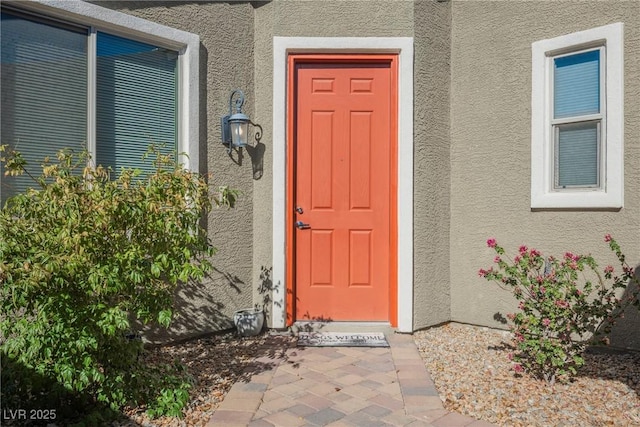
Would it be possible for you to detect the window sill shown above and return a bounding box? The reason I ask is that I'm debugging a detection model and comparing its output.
[531,189,623,210]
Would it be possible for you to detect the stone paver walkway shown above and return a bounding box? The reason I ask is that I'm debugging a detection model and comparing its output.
[208,332,495,427]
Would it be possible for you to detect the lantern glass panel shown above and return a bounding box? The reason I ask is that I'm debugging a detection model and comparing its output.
[230,121,248,147]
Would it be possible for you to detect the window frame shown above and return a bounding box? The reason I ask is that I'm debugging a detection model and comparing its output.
[1,0,200,173]
[531,23,623,209]
[551,47,604,190]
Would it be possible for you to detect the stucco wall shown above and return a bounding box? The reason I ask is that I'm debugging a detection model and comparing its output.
[412,0,452,329]
[93,1,257,342]
[449,0,640,349]
[267,0,414,37]
[252,1,276,323]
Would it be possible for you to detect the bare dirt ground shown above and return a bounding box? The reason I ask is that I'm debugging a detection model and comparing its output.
[119,332,294,427]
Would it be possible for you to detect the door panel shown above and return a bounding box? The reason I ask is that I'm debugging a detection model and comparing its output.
[294,62,392,321]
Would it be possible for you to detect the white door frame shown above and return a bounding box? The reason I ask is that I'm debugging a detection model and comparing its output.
[271,37,414,332]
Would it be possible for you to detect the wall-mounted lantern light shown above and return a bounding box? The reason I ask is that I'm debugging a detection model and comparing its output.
[221,89,261,154]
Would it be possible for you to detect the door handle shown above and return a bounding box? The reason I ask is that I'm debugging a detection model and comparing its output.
[295,221,311,230]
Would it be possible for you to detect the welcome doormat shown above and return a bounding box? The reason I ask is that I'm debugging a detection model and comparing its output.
[297,332,389,347]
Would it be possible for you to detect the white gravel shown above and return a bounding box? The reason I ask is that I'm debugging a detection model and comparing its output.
[414,323,640,427]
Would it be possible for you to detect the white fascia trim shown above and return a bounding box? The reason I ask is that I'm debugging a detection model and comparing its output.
[531,23,623,209]
[272,37,414,332]
[12,0,200,172]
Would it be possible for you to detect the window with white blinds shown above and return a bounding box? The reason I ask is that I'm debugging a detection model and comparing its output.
[531,23,624,209]
[96,32,177,176]
[0,12,87,201]
[0,9,180,205]
[552,49,602,189]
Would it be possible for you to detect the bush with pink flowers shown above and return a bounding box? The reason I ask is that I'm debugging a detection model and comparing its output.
[480,235,639,384]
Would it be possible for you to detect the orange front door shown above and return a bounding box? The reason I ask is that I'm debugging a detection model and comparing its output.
[292,58,395,322]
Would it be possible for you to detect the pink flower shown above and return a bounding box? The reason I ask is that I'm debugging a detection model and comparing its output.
[539,286,546,294]
[530,249,541,257]
[513,363,524,373]
[604,234,612,242]
[518,301,525,310]
[542,318,551,327]
[478,268,488,277]
[519,245,528,254]
[564,252,579,261]
[507,352,514,361]
[604,265,614,274]
[494,256,502,263]
[555,300,569,309]
[514,255,521,264]
[487,238,497,248]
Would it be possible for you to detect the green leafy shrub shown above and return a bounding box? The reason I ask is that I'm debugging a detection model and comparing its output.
[146,384,191,418]
[0,146,230,419]
[480,236,639,384]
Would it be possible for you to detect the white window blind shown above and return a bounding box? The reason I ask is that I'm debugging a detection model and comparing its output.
[555,121,599,187]
[0,12,87,202]
[0,11,180,206]
[96,32,177,176]
[552,49,602,189]
[554,50,600,118]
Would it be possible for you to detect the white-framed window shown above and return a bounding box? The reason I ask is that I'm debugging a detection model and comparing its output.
[531,23,623,209]
[0,0,199,204]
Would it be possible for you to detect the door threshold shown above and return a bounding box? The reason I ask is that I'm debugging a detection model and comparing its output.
[291,321,394,334]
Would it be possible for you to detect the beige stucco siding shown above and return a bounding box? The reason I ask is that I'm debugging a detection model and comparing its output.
[252,1,277,323]
[93,1,257,342]
[412,0,452,329]
[269,0,414,37]
[449,1,640,349]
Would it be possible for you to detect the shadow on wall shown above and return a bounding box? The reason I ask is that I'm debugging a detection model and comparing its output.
[225,133,266,181]
[583,266,640,398]
[245,141,266,180]
[256,266,276,313]
[255,266,334,332]
[140,267,245,344]
[90,1,224,10]
[493,312,508,326]
[256,266,288,327]
[94,0,274,10]
[199,42,209,177]
[606,264,640,351]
